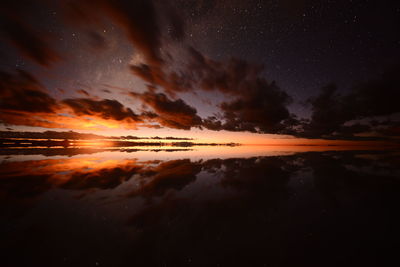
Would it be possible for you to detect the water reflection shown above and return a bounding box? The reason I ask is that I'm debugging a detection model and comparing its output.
[1,146,399,266]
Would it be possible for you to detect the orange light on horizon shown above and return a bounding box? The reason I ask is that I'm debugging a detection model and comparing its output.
[2,122,398,148]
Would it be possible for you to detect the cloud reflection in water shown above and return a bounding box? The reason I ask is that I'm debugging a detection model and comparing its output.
[1,147,399,267]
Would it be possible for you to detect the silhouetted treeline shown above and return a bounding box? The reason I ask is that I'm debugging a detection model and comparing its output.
[0,130,194,140]
[0,138,240,148]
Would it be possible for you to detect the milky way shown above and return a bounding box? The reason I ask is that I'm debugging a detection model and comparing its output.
[0,0,399,142]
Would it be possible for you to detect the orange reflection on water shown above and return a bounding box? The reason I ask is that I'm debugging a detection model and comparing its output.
[0,157,143,187]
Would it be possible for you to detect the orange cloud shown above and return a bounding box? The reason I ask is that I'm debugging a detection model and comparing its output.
[0,70,143,130]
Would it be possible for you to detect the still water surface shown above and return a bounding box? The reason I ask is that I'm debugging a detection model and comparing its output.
[1,145,399,266]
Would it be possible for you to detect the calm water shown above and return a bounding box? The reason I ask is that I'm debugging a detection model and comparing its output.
[1,146,399,267]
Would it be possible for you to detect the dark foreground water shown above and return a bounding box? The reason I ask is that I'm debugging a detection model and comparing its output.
[1,146,399,267]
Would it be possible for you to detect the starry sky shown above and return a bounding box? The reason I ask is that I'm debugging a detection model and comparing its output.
[0,0,399,143]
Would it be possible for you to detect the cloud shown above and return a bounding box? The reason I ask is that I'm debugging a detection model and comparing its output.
[131,47,294,134]
[0,70,198,131]
[130,64,157,84]
[65,0,185,67]
[0,70,144,129]
[0,3,60,66]
[76,89,90,96]
[301,65,400,139]
[185,47,264,95]
[130,47,264,95]
[130,63,192,97]
[62,98,142,122]
[0,70,58,113]
[301,83,351,138]
[185,48,294,134]
[100,0,163,65]
[1,1,397,141]
[0,70,62,128]
[216,80,294,133]
[0,0,296,135]
[131,91,202,130]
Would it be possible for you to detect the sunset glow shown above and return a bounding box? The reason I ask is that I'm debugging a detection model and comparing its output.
[1,1,399,266]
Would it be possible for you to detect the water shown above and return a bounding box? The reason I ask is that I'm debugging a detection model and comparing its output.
[1,145,399,266]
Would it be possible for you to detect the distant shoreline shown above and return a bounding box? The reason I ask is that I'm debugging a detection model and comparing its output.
[0,138,240,148]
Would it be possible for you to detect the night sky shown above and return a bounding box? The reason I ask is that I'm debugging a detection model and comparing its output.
[0,0,399,143]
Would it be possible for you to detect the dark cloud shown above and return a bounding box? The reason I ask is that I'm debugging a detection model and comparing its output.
[0,70,145,129]
[202,115,223,131]
[66,0,185,67]
[301,65,400,139]
[131,47,264,96]
[186,48,296,134]
[131,47,294,134]
[216,80,294,133]
[0,130,103,140]
[101,0,163,65]
[302,83,351,138]
[185,47,264,95]
[130,64,192,97]
[124,12,398,139]
[0,0,296,136]
[76,89,90,96]
[130,64,157,84]
[0,70,58,116]
[62,98,142,122]
[0,3,60,66]
[131,91,202,130]
[0,0,397,141]
[0,70,199,130]
[373,121,400,137]
[347,65,400,117]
